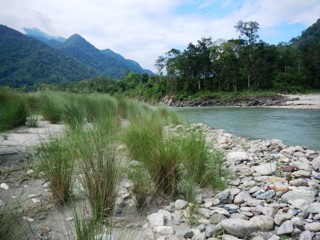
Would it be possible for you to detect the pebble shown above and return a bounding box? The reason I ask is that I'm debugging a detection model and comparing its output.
[276,220,294,235]
[174,199,188,210]
[0,183,9,190]
[304,222,320,232]
[220,219,259,238]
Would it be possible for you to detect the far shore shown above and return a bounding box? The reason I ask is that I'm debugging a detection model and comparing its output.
[269,94,320,110]
[165,93,320,109]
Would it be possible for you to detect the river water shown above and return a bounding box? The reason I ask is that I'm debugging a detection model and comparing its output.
[174,107,320,151]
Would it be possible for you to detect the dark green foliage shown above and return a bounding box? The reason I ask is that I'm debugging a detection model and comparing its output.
[0,25,153,87]
[0,25,96,87]
[58,34,151,79]
[0,91,27,131]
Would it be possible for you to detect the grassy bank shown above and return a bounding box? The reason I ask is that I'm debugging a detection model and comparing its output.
[1,91,227,239]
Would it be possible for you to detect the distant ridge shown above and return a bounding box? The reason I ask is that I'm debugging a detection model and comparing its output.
[0,25,96,87]
[25,28,153,78]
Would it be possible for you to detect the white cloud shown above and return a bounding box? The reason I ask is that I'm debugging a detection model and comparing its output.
[0,0,319,72]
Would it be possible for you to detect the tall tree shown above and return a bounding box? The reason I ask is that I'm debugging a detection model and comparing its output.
[235,21,260,88]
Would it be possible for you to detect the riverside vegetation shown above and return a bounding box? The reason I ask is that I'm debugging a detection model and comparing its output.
[1,91,320,240]
[0,90,226,239]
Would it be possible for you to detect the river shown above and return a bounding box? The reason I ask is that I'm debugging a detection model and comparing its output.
[174,107,320,151]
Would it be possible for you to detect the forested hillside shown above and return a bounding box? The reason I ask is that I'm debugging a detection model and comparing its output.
[0,25,152,87]
[0,25,96,87]
[59,34,151,78]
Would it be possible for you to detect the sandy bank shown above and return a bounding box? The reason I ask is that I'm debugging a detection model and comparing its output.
[271,94,320,109]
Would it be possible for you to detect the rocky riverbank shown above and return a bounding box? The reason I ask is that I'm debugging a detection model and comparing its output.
[162,93,320,109]
[163,95,287,107]
[1,121,320,240]
[142,123,320,240]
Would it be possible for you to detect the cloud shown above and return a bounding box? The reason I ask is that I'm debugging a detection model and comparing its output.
[0,0,319,71]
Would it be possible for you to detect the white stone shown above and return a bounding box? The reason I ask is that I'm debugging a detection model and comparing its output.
[66,217,74,221]
[227,152,248,163]
[250,216,274,231]
[252,163,276,175]
[233,191,253,204]
[282,190,315,203]
[174,199,188,210]
[0,183,9,190]
[221,234,242,240]
[147,213,165,227]
[276,220,293,235]
[154,226,175,235]
[292,170,310,178]
[305,222,320,232]
[158,209,172,223]
[31,198,40,203]
[289,199,310,211]
[274,213,292,225]
[268,235,280,240]
[204,201,213,208]
[23,216,35,222]
[220,219,259,238]
[307,202,320,213]
[299,230,313,240]
[311,156,320,170]
[291,160,310,171]
[209,207,230,216]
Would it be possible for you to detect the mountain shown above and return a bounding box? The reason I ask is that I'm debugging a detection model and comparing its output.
[291,18,320,50]
[0,25,96,87]
[101,49,153,75]
[24,27,66,48]
[58,34,152,78]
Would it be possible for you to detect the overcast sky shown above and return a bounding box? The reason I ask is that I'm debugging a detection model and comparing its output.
[1,0,319,72]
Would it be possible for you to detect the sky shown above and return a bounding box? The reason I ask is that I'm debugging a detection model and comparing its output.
[1,0,319,72]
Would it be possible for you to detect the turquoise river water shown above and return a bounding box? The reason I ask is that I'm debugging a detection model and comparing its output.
[174,107,320,151]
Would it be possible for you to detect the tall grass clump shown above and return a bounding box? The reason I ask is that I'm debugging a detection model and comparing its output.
[62,94,86,129]
[123,113,181,198]
[40,91,66,123]
[0,200,34,240]
[84,94,118,123]
[72,115,121,221]
[0,91,28,131]
[179,130,226,201]
[35,135,74,204]
[72,205,104,240]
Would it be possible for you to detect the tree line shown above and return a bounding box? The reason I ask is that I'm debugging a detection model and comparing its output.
[154,20,320,95]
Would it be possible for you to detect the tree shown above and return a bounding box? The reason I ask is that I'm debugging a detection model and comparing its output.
[235,21,260,88]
